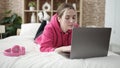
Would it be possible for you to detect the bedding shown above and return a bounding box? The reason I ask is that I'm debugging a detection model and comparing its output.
[20,23,41,37]
[0,23,120,68]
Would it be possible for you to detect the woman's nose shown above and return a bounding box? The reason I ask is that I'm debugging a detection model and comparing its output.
[70,18,74,23]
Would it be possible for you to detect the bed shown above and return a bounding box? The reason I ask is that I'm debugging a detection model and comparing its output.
[0,23,120,68]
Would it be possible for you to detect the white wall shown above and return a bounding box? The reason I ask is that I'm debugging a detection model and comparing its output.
[105,0,120,46]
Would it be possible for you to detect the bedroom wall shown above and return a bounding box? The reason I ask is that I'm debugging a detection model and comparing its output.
[0,0,7,20]
[105,0,120,46]
[0,0,23,20]
[82,0,105,27]
[6,0,23,17]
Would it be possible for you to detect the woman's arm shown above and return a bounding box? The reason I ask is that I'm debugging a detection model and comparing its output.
[55,46,71,53]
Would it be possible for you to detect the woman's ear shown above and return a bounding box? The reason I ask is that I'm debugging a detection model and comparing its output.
[57,17,61,23]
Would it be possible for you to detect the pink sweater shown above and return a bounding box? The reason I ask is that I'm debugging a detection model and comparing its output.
[35,14,77,52]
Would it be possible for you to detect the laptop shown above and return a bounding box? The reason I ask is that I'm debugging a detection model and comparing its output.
[60,27,111,59]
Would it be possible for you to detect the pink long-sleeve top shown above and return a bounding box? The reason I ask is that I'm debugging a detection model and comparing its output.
[35,14,78,52]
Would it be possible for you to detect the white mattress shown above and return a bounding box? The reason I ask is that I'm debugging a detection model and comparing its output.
[0,36,120,68]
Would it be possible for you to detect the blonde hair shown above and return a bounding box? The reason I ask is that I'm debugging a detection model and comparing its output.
[56,3,75,18]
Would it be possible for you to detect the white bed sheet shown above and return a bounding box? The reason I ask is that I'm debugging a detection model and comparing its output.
[0,36,120,68]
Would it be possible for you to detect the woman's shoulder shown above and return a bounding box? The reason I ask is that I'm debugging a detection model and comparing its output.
[44,22,53,29]
[43,22,55,33]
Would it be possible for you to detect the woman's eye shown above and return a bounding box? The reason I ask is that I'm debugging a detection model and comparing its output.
[65,17,69,20]
[73,16,76,19]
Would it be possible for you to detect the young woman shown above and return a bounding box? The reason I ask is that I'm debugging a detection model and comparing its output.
[35,3,78,52]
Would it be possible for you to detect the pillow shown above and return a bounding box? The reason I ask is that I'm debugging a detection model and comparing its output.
[20,23,41,37]
[34,20,47,40]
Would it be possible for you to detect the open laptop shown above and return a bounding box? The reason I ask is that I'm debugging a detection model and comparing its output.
[70,27,112,59]
[60,27,111,59]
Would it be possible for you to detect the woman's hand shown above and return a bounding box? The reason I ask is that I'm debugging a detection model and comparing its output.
[55,46,71,53]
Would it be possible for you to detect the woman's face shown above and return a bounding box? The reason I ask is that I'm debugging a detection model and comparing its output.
[58,9,77,32]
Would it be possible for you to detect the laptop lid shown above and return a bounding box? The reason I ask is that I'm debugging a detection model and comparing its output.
[70,27,111,59]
